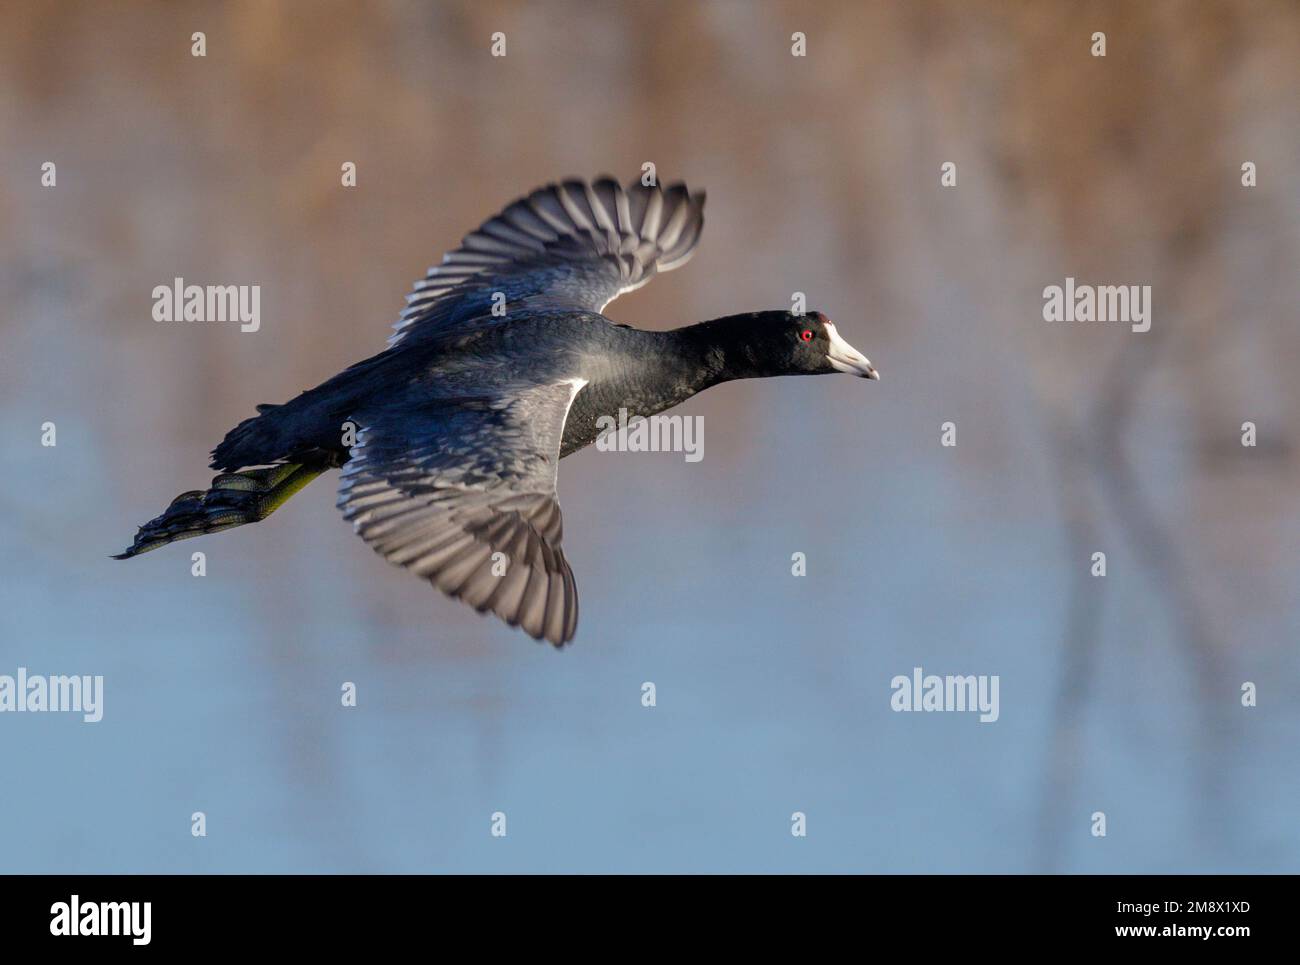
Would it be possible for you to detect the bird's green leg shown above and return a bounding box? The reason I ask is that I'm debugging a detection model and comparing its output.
[115,463,327,559]
[212,463,325,518]
[252,464,325,519]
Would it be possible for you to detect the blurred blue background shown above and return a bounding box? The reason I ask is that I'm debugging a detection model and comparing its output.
[2,0,1297,873]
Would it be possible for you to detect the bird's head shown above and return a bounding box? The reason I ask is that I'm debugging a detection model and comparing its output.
[724,310,879,380]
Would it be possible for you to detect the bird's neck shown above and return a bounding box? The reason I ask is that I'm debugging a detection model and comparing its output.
[559,314,775,458]
[670,312,780,384]
[587,312,783,416]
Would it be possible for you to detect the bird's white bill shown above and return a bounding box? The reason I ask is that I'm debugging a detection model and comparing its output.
[824,322,879,379]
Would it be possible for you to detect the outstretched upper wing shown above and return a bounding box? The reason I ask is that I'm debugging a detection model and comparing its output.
[389,176,706,348]
[337,380,586,646]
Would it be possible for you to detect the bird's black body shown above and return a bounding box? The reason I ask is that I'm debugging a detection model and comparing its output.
[118,176,879,645]
[220,310,834,469]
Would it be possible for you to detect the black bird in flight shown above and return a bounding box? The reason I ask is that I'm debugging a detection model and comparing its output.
[116,176,879,645]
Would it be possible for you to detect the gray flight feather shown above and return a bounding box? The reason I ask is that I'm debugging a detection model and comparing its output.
[389,176,706,348]
[337,380,586,645]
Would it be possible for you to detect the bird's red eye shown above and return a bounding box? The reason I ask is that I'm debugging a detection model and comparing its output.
[799,329,814,342]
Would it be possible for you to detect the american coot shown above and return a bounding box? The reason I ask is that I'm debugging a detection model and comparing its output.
[116,176,879,645]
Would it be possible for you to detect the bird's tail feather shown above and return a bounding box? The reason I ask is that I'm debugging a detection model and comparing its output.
[112,463,323,559]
